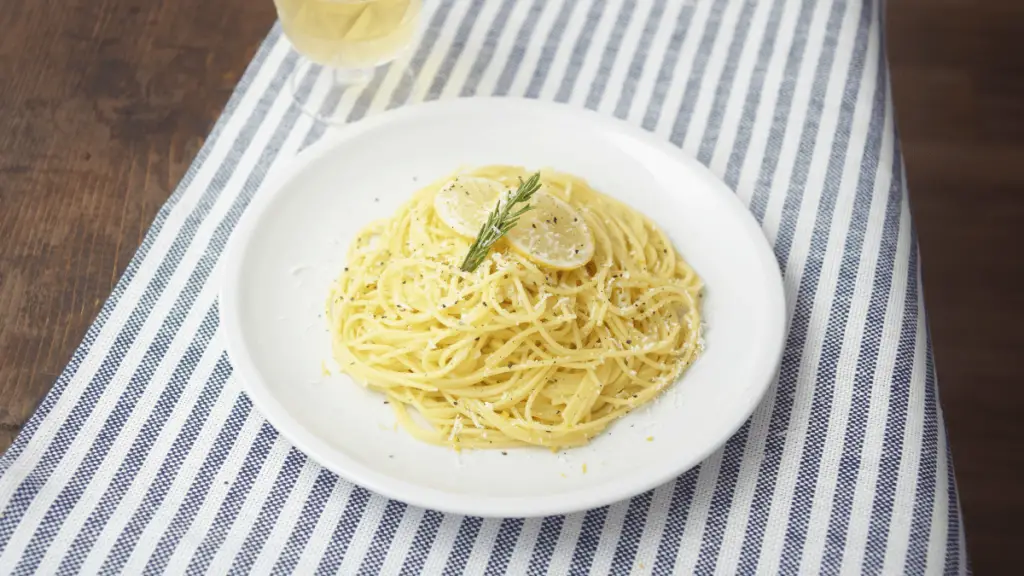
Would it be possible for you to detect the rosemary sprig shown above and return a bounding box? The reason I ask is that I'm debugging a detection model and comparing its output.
[459,172,542,272]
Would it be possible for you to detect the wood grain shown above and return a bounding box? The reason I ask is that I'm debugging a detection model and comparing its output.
[0,0,276,447]
[888,1,1024,573]
[0,0,1021,571]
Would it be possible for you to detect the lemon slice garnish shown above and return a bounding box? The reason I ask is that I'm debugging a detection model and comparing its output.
[433,176,506,237]
[507,192,594,270]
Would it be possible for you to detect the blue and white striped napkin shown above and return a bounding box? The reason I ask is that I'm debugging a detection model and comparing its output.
[0,1,967,573]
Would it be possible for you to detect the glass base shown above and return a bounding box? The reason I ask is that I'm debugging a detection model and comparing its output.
[286,57,416,126]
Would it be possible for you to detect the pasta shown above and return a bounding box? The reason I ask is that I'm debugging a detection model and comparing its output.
[327,165,703,450]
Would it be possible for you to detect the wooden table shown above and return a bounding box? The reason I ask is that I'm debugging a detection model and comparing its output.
[1,0,1021,571]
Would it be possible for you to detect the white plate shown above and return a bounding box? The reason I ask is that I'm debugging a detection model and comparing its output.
[220,98,785,518]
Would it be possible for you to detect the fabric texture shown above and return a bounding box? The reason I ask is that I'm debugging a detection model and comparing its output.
[0,0,967,574]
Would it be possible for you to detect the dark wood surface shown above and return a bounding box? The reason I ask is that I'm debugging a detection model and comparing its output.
[887,2,1024,573]
[0,0,276,445]
[1,0,1021,572]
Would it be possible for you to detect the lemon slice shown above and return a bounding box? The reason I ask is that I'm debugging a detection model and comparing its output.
[433,176,505,237]
[507,192,594,270]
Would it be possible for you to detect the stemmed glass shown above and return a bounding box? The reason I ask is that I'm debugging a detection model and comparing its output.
[272,0,422,123]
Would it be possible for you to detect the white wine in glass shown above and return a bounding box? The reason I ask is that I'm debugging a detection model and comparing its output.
[273,0,422,120]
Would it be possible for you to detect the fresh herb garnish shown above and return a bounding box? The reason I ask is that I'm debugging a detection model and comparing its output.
[459,172,542,272]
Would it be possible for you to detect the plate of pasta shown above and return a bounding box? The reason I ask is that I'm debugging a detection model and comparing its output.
[220,98,785,517]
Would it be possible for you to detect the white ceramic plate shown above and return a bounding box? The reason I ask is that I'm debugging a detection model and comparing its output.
[220,98,785,518]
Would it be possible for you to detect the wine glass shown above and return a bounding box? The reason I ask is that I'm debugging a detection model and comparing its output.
[273,0,422,123]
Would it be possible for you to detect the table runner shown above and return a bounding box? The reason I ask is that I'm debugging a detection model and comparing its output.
[0,0,967,573]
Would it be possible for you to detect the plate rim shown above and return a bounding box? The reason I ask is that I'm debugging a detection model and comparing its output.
[219,97,786,518]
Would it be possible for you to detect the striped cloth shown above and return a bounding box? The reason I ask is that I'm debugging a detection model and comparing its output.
[0,0,967,574]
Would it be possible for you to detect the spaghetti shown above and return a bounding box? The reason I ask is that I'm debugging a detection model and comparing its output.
[327,166,703,449]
